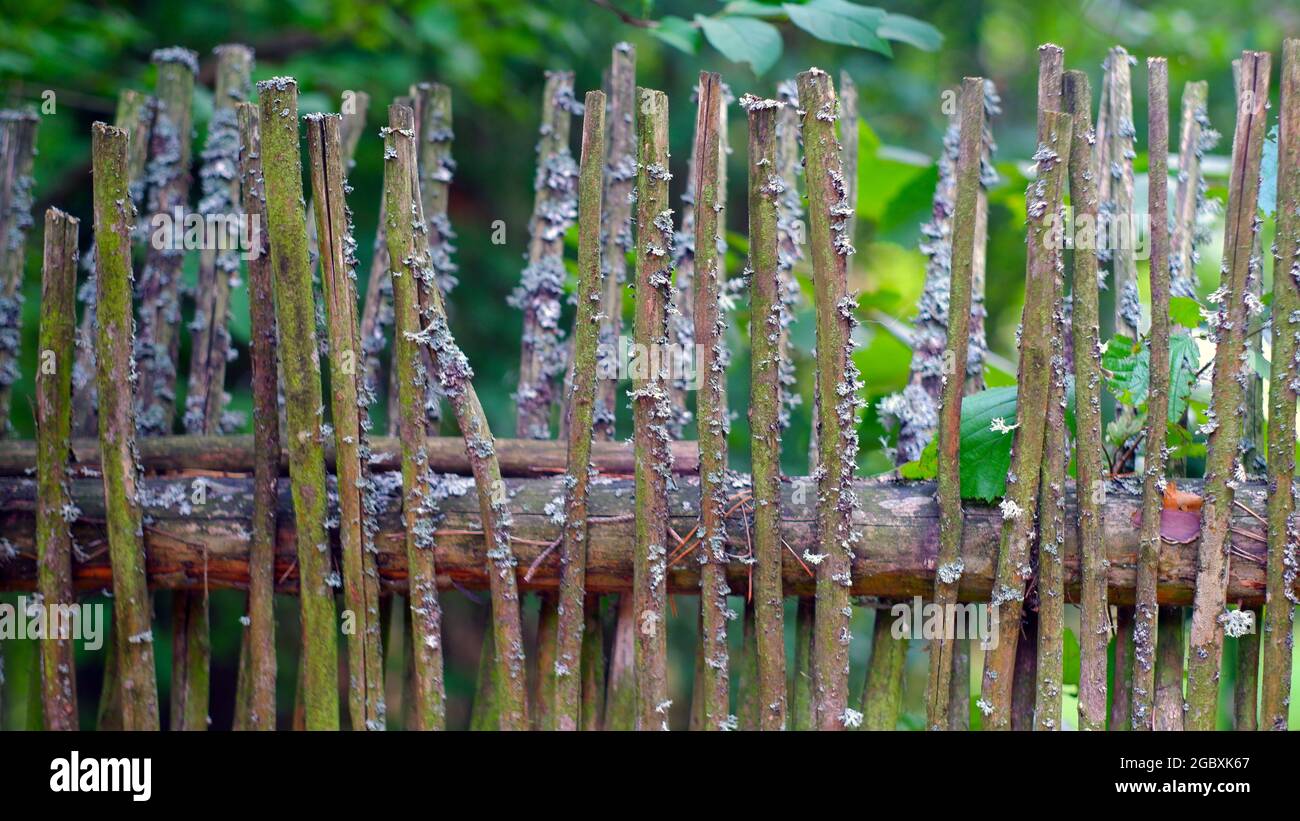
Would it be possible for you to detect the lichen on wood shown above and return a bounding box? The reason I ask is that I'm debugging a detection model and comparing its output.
[926,77,984,731]
[1132,57,1171,731]
[1063,69,1110,732]
[512,71,581,441]
[691,72,731,731]
[553,90,605,731]
[257,76,339,731]
[35,207,79,730]
[978,90,1071,728]
[797,68,864,731]
[73,90,153,440]
[1261,38,1300,731]
[232,101,277,731]
[135,47,197,437]
[0,109,38,435]
[744,91,787,731]
[91,121,160,731]
[389,101,530,730]
[630,86,674,730]
[308,111,386,731]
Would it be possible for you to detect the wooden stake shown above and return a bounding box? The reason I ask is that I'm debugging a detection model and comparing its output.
[307,112,386,730]
[384,103,447,731]
[631,86,673,730]
[135,48,197,436]
[35,207,78,730]
[554,90,606,731]
[257,77,339,731]
[927,77,984,731]
[514,71,579,440]
[1261,38,1300,731]
[0,109,38,435]
[233,101,278,731]
[1132,57,1171,731]
[1186,50,1271,731]
[797,68,862,731]
[91,121,160,731]
[979,71,1071,728]
[1064,68,1110,732]
[744,91,787,731]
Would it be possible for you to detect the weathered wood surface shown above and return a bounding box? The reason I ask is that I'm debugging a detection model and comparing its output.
[0,475,1279,605]
[0,435,699,477]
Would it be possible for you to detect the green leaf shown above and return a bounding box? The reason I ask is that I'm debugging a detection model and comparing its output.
[1168,296,1203,329]
[651,15,701,54]
[898,387,1019,502]
[782,0,890,56]
[696,14,783,74]
[876,12,943,51]
[1102,332,1200,423]
[722,1,788,18]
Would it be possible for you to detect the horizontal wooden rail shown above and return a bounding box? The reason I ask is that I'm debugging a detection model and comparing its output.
[0,435,699,478]
[0,474,1280,605]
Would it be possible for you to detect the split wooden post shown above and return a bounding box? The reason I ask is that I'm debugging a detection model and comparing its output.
[35,207,79,730]
[743,91,787,731]
[1063,69,1110,732]
[926,77,984,731]
[136,48,197,436]
[797,68,863,731]
[307,112,386,730]
[979,84,1071,728]
[1185,51,1271,730]
[385,104,448,731]
[1132,57,1172,731]
[91,122,160,731]
[598,43,638,732]
[631,86,673,731]
[514,71,579,440]
[1261,39,1300,731]
[0,109,39,434]
[553,89,605,731]
[233,101,277,731]
[691,71,731,732]
[257,77,339,731]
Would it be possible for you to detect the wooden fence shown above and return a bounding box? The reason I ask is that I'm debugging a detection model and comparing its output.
[0,38,1297,732]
